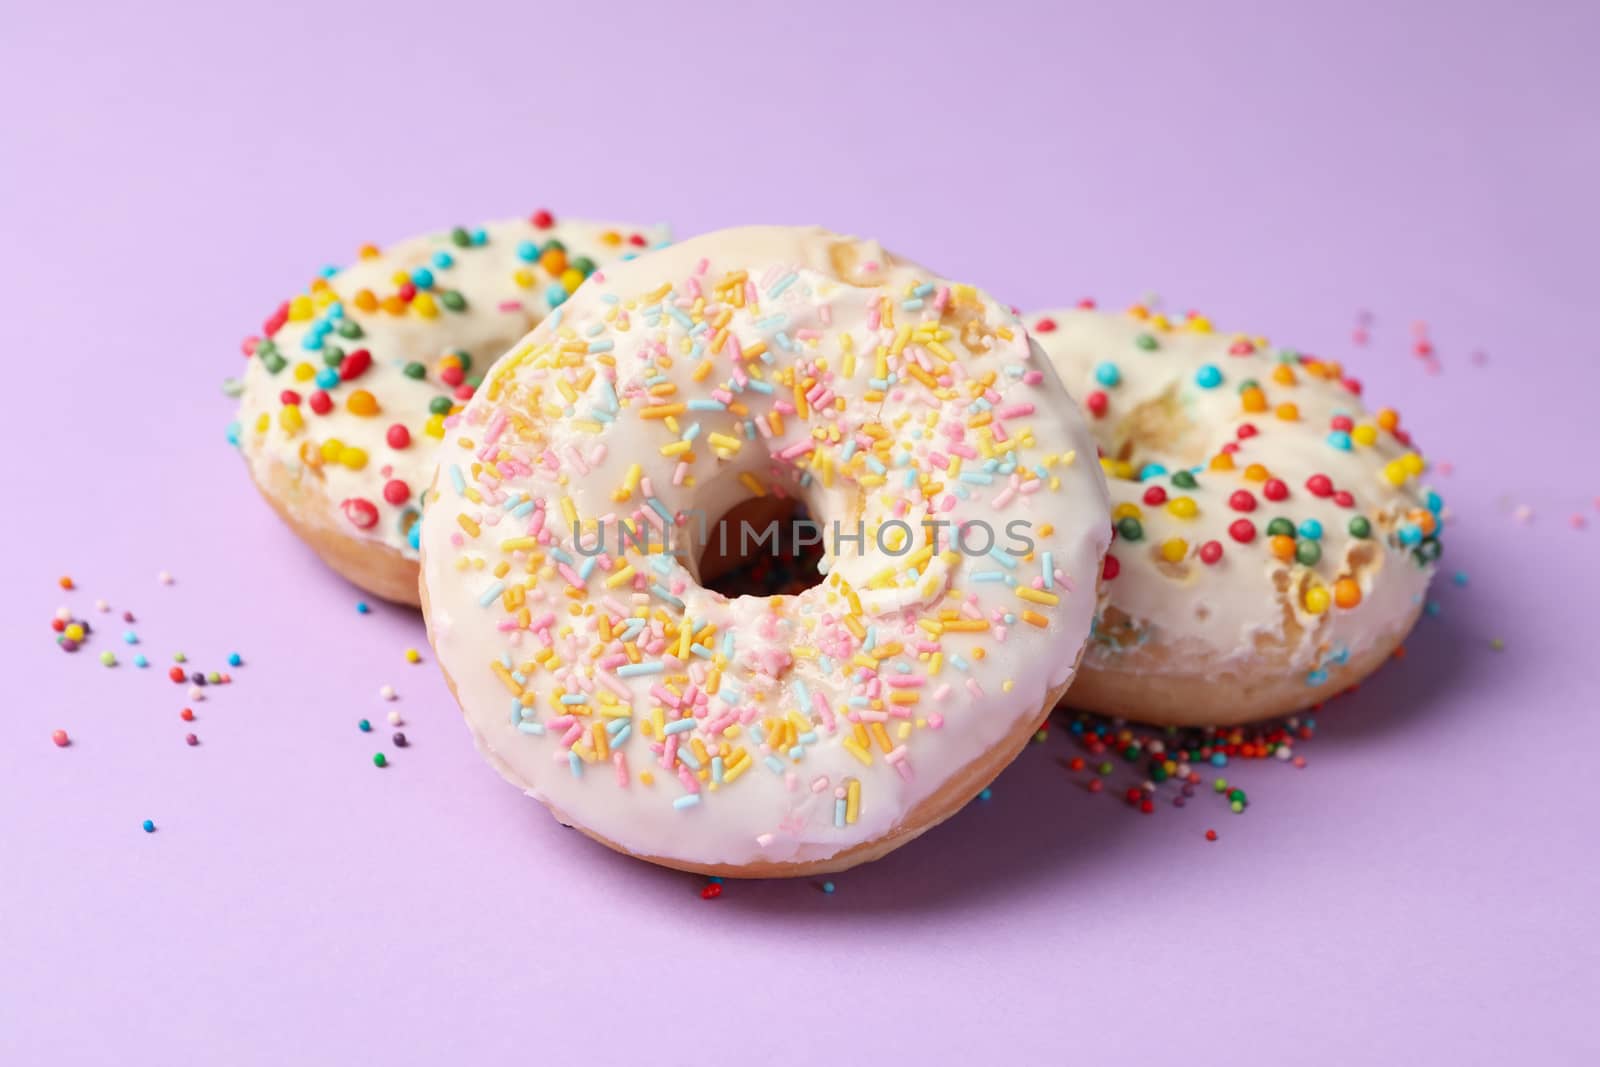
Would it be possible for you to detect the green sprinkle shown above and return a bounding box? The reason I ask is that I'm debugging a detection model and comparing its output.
[1116,517,1143,542]
[173,651,187,663]
[440,290,467,312]
[373,753,388,768]
[1348,515,1371,538]
[428,396,453,416]
[403,362,426,380]
[337,320,364,339]
[1213,778,1228,792]
[1295,540,1322,566]
[449,227,472,248]
[1171,470,1197,489]
[1135,333,1159,351]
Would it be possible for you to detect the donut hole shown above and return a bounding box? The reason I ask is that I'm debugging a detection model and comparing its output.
[1104,386,1210,478]
[699,496,826,600]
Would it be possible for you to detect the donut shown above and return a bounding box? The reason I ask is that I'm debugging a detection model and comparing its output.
[231,212,670,605]
[1028,304,1442,725]
[418,226,1111,876]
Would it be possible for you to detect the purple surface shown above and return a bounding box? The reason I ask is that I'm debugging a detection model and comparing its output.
[3,2,1597,1063]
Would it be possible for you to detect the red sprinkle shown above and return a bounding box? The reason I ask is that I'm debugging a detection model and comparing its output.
[1102,554,1120,581]
[168,666,186,683]
[1085,390,1108,418]
[308,390,333,415]
[1306,474,1334,497]
[342,498,379,530]
[1228,519,1257,543]
[386,424,411,449]
[1142,486,1167,506]
[340,349,373,381]
[1262,478,1289,502]
[700,883,722,900]
[1033,317,1057,334]
[382,479,410,506]
[1228,490,1256,512]
[532,209,554,229]
[180,708,195,722]
[1199,540,1223,565]
[51,730,70,747]
[1206,829,1218,841]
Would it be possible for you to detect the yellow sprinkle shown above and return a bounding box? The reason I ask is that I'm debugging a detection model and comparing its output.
[1020,610,1049,628]
[846,778,861,825]
[737,472,766,498]
[842,738,874,767]
[457,515,481,538]
[1015,586,1059,606]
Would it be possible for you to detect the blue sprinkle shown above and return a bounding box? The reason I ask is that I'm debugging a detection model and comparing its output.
[142,820,156,833]
[1094,362,1120,387]
[133,655,148,668]
[410,268,434,289]
[356,602,371,614]
[227,652,242,667]
[546,283,568,307]
[431,251,454,269]
[1453,571,1468,587]
[1298,519,1323,541]
[673,795,701,810]
[617,662,664,678]
[516,240,539,262]
[1194,364,1222,389]
[314,368,339,390]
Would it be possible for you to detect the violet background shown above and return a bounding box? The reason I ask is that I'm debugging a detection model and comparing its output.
[3,1,1597,1063]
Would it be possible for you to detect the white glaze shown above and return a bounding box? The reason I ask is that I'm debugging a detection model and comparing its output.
[421,227,1111,868]
[234,215,670,557]
[1029,306,1440,687]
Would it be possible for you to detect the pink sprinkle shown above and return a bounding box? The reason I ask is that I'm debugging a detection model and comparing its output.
[613,752,629,787]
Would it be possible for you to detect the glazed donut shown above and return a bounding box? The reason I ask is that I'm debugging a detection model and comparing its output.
[231,212,670,605]
[419,226,1111,876]
[1028,305,1442,726]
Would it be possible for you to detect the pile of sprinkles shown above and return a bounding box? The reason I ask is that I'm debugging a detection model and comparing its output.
[420,226,1110,867]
